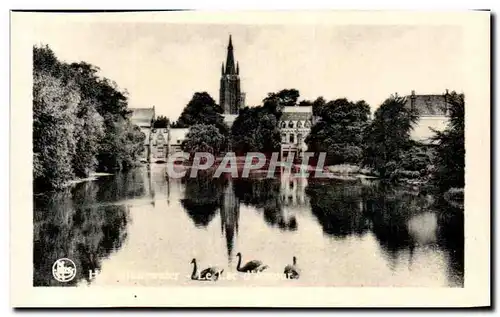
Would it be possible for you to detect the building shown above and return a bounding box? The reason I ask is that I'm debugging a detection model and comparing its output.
[129,107,155,162]
[219,35,245,127]
[168,128,189,154]
[150,128,169,162]
[279,106,313,160]
[406,90,450,144]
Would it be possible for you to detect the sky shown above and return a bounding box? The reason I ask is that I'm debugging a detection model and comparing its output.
[32,22,464,121]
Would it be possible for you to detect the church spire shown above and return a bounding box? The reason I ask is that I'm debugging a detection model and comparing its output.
[225,34,236,75]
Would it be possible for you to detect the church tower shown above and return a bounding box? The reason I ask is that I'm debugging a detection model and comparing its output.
[219,35,242,114]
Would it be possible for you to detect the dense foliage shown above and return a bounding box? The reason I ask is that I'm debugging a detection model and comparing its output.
[182,124,226,156]
[175,92,229,135]
[230,106,281,155]
[431,92,465,190]
[305,98,371,165]
[230,89,298,155]
[33,45,144,191]
[152,115,169,129]
[363,95,419,179]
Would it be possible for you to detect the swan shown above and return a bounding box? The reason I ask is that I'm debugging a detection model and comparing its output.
[190,258,224,281]
[236,252,269,273]
[284,256,300,279]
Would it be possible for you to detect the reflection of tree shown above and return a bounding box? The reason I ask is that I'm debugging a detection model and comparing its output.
[435,198,464,287]
[33,181,129,286]
[180,173,225,227]
[306,180,370,238]
[92,169,146,203]
[234,178,298,231]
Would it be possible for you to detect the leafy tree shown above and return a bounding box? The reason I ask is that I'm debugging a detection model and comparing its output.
[152,115,170,129]
[363,95,419,179]
[176,92,228,135]
[432,92,465,190]
[33,72,79,190]
[33,44,145,190]
[182,124,226,156]
[262,88,300,119]
[305,98,370,165]
[230,106,281,155]
[72,99,105,177]
[312,96,327,117]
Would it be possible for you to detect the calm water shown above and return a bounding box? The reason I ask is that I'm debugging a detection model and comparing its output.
[34,165,464,287]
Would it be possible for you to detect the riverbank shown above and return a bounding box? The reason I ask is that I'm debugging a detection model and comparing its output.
[65,172,114,186]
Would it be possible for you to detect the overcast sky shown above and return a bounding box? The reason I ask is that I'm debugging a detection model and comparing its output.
[33,22,463,120]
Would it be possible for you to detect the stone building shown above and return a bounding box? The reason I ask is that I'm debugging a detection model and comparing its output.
[129,107,155,162]
[150,128,169,162]
[406,90,450,144]
[279,106,313,159]
[219,35,245,127]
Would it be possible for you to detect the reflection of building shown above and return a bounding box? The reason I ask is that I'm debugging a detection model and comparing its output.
[279,106,313,160]
[280,172,308,207]
[219,35,245,127]
[220,180,240,260]
[168,128,189,154]
[129,107,155,162]
[406,90,450,144]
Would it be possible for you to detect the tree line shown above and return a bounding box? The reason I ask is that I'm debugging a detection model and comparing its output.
[33,45,145,191]
[175,88,464,192]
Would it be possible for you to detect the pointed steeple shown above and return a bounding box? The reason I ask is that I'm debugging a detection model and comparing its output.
[225,34,236,75]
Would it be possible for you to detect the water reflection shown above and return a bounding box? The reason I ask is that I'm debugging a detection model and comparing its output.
[34,166,464,287]
[180,173,225,227]
[33,179,131,286]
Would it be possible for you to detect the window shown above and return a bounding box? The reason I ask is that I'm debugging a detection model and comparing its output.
[297,134,303,144]
[297,121,302,128]
[280,121,286,128]
[282,133,287,143]
[289,134,295,144]
[304,120,311,128]
[177,140,181,144]
[288,121,294,128]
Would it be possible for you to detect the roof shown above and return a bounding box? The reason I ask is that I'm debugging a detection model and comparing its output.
[405,94,449,116]
[281,106,312,121]
[129,107,155,126]
[223,114,238,127]
[282,106,312,113]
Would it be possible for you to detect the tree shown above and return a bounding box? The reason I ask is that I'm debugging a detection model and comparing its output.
[33,44,145,190]
[262,89,300,120]
[72,99,105,177]
[33,72,79,190]
[153,115,169,129]
[363,95,419,179]
[176,92,228,135]
[230,106,281,155]
[305,98,371,165]
[182,124,226,156]
[312,96,327,117]
[432,92,465,190]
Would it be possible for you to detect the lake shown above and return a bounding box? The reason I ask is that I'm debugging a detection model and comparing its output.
[33,164,464,287]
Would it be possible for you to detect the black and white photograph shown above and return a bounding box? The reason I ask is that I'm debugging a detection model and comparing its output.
[9,10,490,307]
